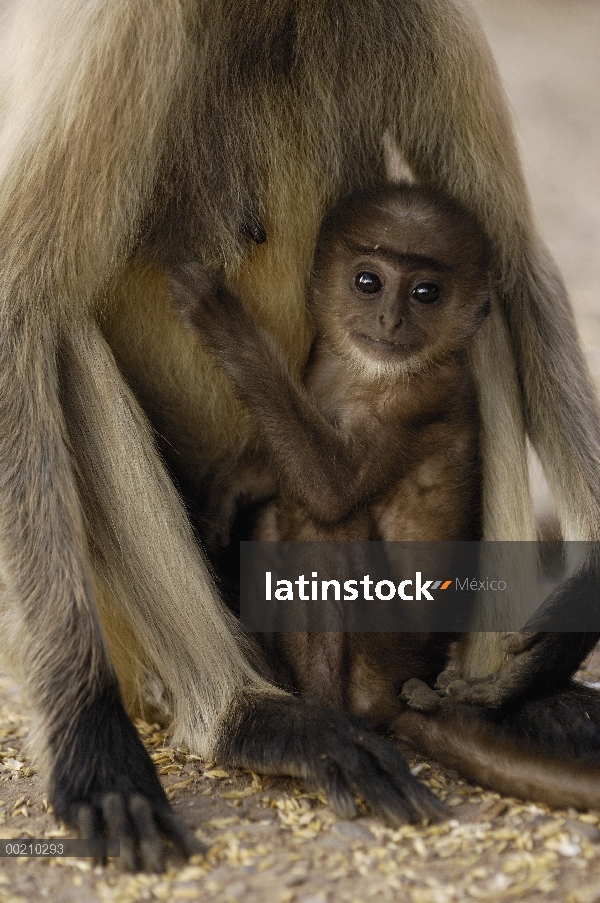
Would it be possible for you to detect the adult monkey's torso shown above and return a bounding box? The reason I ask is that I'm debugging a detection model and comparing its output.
[101,0,454,490]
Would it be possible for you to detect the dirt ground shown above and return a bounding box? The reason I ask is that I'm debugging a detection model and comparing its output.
[2,1,600,901]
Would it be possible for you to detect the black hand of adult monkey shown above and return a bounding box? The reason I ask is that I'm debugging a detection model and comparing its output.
[52,693,204,871]
[216,695,442,825]
[438,632,600,708]
[439,565,600,707]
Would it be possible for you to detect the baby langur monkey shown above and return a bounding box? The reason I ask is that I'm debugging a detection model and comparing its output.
[170,182,491,728]
[173,182,491,545]
[173,188,600,813]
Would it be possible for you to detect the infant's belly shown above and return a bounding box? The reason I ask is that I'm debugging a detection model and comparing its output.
[372,453,471,542]
[372,471,444,541]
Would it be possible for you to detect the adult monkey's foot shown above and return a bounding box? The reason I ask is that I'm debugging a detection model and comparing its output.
[436,631,600,708]
[216,694,442,825]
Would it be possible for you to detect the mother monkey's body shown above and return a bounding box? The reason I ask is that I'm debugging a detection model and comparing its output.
[0,0,599,866]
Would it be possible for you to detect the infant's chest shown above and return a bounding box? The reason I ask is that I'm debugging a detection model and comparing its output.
[314,380,400,434]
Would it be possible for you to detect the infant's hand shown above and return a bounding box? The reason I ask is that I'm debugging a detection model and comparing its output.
[170,262,252,353]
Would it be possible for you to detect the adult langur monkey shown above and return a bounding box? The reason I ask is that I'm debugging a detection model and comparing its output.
[0,0,599,871]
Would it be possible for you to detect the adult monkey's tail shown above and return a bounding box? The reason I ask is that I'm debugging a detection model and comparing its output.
[387,0,600,698]
[396,678,600,811]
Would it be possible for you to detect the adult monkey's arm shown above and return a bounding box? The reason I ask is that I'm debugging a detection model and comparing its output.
[385,0,600,697]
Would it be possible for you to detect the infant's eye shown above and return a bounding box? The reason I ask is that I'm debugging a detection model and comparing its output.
[355,272,382,294]
[411,282,440,303]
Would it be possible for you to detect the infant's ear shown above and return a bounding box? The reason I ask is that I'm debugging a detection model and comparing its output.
[169,262,219,326]
[382,131,417,185]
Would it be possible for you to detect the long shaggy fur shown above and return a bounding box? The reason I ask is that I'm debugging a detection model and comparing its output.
[1,0,600,852]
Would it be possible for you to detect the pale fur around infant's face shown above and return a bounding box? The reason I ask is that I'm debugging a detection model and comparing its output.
[310,184,492,383]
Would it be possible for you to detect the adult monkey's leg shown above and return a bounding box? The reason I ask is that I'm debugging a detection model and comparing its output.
[59,321,274,751]
[0,319,202,871]
[0,0,204,868]
[387,0,600,697]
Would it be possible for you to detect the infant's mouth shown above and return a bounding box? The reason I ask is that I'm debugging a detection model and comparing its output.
[361,333,400,348]
[356,333,401,349]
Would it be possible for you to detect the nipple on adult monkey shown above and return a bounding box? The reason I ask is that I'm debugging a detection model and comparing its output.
[172,183,600,812]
